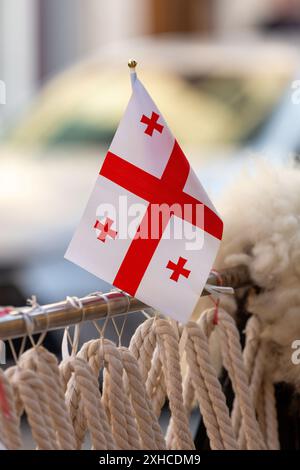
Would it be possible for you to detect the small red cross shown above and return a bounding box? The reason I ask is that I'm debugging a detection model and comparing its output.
[94,217,117,243]
[166,256,191,282]
[140,111,164,136]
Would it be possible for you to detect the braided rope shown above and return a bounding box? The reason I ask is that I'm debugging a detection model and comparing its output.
[145,347,166,417]
[61,360,87,449]
[120,346,165,449]
[4,366,23,417]
[201,308,266,450]
[61,340,116,449]
[165,371,195,449]
[166,318,238,450]
[62,338,128,449]
[121,379,141,449]
[186,321,238,450]
[231,316,279,450]
[153,319,195,450]
[129,318,157,383]
[64,356,112,449]
[7,365,58,449]
[130,317,168,432]
[18,350,61,450]
[231,315,262,443]
[0,305,281,451]
[237,345,266,449]
[130,318,167,421]
[20,347,77,450]
[77,338,141,449]
[130,317,195,449]
[181,373,195,418]
[0,369,22,449]
[95,340,138,449]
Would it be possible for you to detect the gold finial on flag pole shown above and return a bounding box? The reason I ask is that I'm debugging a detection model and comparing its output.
[128,58,137,88]
[128,58,137,69]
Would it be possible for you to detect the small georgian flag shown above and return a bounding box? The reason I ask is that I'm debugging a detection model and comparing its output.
[65,68,223,323]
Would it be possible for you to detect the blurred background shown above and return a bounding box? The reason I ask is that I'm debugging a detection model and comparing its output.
[1,0,300,351]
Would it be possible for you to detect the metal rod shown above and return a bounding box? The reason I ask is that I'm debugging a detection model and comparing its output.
[0,265,250,340]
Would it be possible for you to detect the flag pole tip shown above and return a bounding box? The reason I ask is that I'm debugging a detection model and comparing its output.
[128,59,137,69]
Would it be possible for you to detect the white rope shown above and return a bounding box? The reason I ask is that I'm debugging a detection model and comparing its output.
[0,304,282,451]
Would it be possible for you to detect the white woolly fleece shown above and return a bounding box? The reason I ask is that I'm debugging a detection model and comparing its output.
[197,160,300,389]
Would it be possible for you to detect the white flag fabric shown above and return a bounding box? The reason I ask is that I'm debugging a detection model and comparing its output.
[65,77,223,323]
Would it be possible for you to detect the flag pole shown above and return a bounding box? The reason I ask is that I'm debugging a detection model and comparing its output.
[0,265,250,340]
[128,58,137,88]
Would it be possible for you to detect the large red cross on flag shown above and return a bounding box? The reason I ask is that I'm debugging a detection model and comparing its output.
[65,75,223,323]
